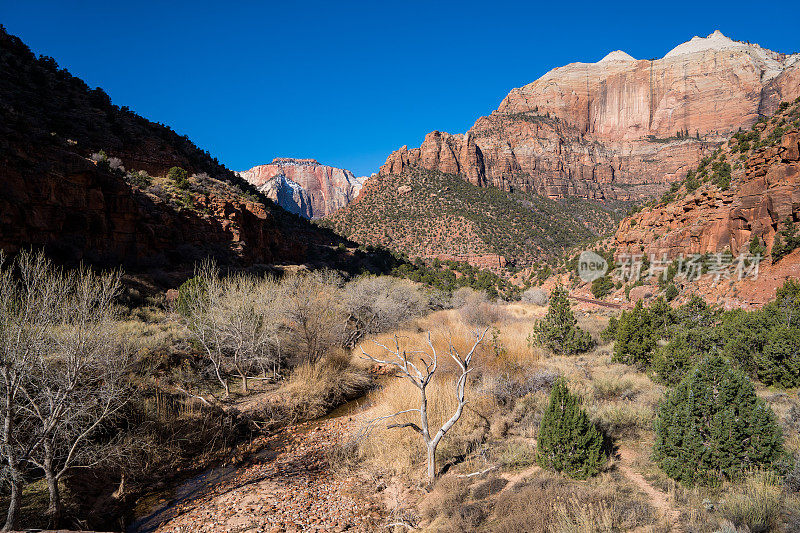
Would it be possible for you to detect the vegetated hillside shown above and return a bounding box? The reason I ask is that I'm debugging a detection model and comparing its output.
[570,97,800,308]
[323,167,625,269]
[0,26,391,277]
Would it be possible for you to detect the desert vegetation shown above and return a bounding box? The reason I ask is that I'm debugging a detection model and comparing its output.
[326,284,800,531]
[2,253,799,532]
[322,166,621,268]
[0,252,438,530]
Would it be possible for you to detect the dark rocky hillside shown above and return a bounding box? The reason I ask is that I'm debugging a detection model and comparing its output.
[0,26,388,278]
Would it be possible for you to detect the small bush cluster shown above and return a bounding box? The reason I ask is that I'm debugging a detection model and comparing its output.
[605,281,800,387]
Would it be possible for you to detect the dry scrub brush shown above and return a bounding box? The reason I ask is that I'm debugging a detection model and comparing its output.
[279,350,373,421]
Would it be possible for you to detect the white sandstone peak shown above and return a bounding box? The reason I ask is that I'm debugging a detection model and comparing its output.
[599,50,637,63]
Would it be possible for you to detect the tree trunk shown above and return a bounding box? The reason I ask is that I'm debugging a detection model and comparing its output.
[241,373,248,393]
[426,443,437,484]
[2,472,22,532]
[45,470,63,527]
[43,441,63,527]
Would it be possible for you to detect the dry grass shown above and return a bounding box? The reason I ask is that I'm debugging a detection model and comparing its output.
[486,471,664,533]
[115,312,189,355]
[721,470,785,533]
[592,402,654,439]
[346,303,800,532]
[280,350,373,421]
[357,374,494,479]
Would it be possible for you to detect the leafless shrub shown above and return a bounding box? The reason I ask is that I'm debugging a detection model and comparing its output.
[343,275,430,345]
[181,261,286,395]
[282,270,347,364]
[456,288,508,327]
[483,369,559,406]
[107,156,124,171]
[522,288,549,306]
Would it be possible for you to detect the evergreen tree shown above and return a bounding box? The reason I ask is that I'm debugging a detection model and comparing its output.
[611,301,657,366]
[653,356,784,486]
[536,378,605,479]
[531,285,593,355]
[758,325,800,387]
[664,283,679,302]
[591,275,613,299]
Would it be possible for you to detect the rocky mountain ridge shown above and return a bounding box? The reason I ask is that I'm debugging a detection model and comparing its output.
[382,31,800,202]
[0,26,389,278]
[239,158,367,219]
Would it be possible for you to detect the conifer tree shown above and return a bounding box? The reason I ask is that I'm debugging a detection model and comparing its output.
[536,378,605,479]
[653,356,784,486]
[531,285,593,355]
[611,300,657,366]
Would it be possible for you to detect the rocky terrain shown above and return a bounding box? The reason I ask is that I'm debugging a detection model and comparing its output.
[382,31,800,202]
[589,97,800,307]
[239,158,367,219]
[135,415,384,533]
[615,127,799,258]
[0,26,394,278]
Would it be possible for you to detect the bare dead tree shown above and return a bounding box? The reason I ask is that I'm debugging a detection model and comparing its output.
[360,328,488,483]
[20,263,128,526]
[0,251,63,531]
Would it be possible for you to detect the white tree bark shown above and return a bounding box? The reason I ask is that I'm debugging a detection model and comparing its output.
[360,327,488,483]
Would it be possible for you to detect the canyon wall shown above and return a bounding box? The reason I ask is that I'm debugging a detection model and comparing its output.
[381,31,800,202]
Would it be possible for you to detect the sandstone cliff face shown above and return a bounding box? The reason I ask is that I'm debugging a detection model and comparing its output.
[608,100,800,307]
[381,31,800,202]
[239,158,366,218]
[615,129,800,258]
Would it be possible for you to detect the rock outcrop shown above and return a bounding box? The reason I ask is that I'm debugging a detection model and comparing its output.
[614,110,800,258]
[381,31,800,202]
[610,99,800,307]
[239,158,366,218]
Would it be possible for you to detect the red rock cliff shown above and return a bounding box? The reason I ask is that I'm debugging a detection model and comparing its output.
[381,31,800,202]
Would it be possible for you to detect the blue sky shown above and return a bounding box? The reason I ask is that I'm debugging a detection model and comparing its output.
[3,1,798,176]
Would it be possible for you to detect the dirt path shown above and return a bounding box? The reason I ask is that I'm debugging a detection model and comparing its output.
[131,416,383,533]
[617,448,682,531]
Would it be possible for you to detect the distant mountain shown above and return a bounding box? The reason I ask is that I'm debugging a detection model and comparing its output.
[239,158,367,219]
[0,26,391,278]
[382,31,800,202]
